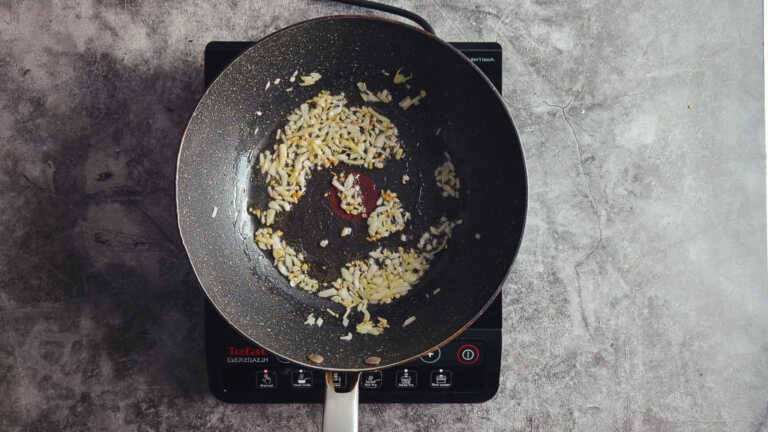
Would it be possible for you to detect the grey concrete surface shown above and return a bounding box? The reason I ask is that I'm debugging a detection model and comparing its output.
[0,0,766,431]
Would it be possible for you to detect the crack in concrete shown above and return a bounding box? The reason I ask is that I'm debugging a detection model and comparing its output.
[429,0,471,40]
[545,97,603,339]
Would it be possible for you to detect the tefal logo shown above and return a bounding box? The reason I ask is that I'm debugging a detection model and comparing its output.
[228,346,266,356]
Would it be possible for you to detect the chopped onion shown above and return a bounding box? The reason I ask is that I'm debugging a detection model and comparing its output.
[398,90,427,110]
[298,72,322,86]
[402,316,416,327]
[393,67,412,84]
[254,91,401,225]
[304,313,317,326]
[367,190,410,241]
[333,172,367,216]
[435,153,460,198]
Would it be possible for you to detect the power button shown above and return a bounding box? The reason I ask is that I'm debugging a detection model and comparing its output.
[456,344,479,365]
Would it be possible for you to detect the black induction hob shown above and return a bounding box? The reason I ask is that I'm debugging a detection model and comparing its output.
[203,41,503,403]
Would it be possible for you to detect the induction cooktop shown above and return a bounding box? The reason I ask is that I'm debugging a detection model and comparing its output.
[203,41,503,403]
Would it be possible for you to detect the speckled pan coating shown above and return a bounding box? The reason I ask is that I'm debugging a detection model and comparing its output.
[176,16,527,371]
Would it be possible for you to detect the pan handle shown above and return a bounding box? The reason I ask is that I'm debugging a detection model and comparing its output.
[323,371,361,432]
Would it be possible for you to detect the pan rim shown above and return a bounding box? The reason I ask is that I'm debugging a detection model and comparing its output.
[176,14,528,372]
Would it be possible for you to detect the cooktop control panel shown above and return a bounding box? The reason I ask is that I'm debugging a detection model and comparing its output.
[204,41,503,404]
[206,301,501,403]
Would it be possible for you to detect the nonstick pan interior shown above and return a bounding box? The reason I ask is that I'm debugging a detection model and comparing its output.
[177,16,526,370]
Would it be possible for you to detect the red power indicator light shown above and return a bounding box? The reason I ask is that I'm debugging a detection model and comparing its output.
[456,344,479,365]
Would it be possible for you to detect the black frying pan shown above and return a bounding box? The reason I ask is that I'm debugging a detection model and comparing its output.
[177,15,526,431]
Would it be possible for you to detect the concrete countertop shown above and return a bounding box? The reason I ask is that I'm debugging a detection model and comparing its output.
[1,1,765,431]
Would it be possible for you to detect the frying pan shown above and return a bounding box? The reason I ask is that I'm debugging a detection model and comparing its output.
[177,13,526,432]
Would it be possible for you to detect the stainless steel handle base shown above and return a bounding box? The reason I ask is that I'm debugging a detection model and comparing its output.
[322,372,361,432]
